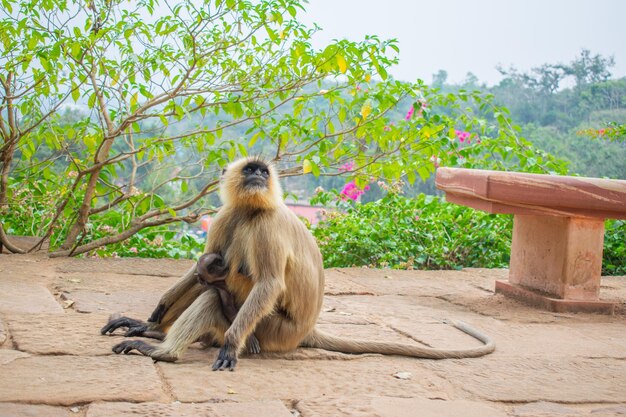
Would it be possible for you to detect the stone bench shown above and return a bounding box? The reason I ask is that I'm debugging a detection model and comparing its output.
[435,167,626,314]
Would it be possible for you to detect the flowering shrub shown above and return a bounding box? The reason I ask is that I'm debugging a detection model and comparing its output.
[311,188,626,275]
[311,190,513,270]
[578,123,626,142]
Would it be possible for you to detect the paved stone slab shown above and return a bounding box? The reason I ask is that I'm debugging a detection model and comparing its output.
[325,294,494,348]
[391,317,626,358]
[512,401,582,416]
[7,313,122,355]
[1,253,625,411]
[337,267,495,297]
[56,272,177,293]
[326,295,465,323]
[0,403,70,417]
[437,292,575,323]
[443,279,626,323]
[601,275,626,300]
[317,296,373,325]
[317,303,495,350]
[0,254,56,284]
[57,257,194,277]
[159,354,451,403]
[315,322,416,345]
[0,316,6,346]
[298,396,507,417]
[511,402,626,416]
[0,281,63,314]
[69,290,162,317]
[0,349,30,365]
[0,355,163,405]
[427,357,626,403]
[86,400,293,417]
[324,268,377,295]
[470,321,626,358]
[590,405,626,415]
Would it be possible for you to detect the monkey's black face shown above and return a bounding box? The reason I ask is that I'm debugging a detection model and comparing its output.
[242,162,270,190]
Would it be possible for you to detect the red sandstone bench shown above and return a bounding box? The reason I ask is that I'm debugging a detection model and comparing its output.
[435,167,626,314]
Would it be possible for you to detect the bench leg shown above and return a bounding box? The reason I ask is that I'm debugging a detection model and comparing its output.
[495,215,615,314]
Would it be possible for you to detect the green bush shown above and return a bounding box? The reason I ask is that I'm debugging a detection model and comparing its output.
[88,229,205,260]
[311,190,512,270]
[604,220,626,275]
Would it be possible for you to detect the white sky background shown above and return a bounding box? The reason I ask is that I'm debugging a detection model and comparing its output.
[299,0,626,85]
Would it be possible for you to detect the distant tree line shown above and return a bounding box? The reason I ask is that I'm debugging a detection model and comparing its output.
[431,49,626,180]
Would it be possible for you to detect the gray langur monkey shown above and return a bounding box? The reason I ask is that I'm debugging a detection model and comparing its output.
[101,156,495,370]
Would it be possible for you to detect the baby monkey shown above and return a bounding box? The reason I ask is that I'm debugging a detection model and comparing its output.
[195,253,261,355]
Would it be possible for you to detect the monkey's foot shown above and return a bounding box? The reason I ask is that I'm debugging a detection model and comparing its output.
[246,334,261,355]
[112,340,177,362]
[212,342,238,371]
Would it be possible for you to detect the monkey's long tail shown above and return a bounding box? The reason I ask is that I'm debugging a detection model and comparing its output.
[301,320,495,359]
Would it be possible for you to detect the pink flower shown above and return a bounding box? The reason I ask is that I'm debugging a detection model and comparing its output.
[340,181,368,201]
[339,161,356,172]
[383,125,391,132]
[455,130,471,143]
[414,215,420,221]
[598,128,606,135]
[129,247,138,253]
[405,106,414,121]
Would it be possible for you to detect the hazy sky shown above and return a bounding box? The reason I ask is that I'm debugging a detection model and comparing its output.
[300,0,626,85]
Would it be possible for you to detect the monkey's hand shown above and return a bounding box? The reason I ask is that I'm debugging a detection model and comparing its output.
[101,316,148,337]
[212,342,238,371]
[246,334,261,355]
[147,303,168,325]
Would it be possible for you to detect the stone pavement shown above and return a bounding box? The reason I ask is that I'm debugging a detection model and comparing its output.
[0,254,625,417]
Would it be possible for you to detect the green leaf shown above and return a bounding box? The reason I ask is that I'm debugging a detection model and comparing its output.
[238,143,248,157]
[70,42,81,59]
[88,92,97,108]
[27,36,38,49]
[71,82,80,102]
[130,92,138,109]
[249,131,262,147]
[336,54,347,74]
